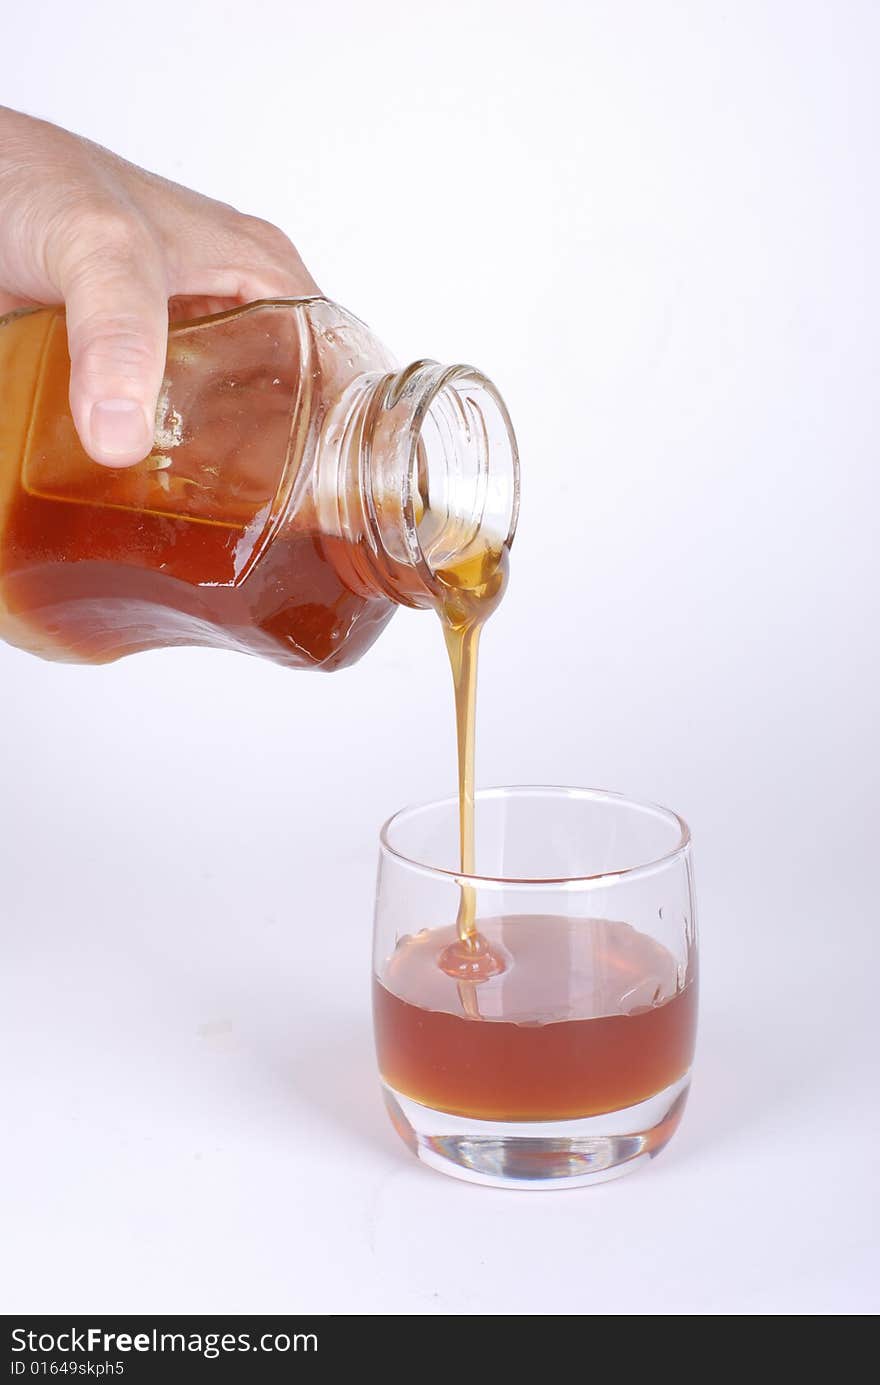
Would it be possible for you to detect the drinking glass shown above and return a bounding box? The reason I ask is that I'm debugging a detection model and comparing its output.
[372,786,698,1190]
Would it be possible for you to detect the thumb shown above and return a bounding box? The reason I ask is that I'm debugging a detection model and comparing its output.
[61,243,168,467]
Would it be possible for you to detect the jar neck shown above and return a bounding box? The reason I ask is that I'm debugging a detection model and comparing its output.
[319,360,519,608]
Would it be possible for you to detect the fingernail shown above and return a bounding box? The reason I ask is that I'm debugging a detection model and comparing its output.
[89,399,152,463]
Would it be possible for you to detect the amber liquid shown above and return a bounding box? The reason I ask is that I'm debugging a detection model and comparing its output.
[433,547,507,944]
[374,916,697,1121]
[0,308,391,668]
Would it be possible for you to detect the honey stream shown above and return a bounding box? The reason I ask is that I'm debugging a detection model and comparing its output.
[431,545,509,1012]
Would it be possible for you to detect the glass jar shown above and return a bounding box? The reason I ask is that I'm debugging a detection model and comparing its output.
[0,297,518,666]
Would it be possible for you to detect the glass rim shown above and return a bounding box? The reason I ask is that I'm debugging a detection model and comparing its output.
[379,784,692,890]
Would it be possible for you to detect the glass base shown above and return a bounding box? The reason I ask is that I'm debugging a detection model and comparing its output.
[382,1074,691,1190]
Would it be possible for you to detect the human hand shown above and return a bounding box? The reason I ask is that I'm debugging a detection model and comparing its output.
[0,106,320,467]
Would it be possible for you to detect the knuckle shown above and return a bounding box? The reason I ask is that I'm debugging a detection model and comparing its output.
[55,203,155,282]
[74,205,146,256]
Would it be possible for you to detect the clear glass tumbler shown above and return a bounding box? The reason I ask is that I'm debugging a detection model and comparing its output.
[372,786,698,1190]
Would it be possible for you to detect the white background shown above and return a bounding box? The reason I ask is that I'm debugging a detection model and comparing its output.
[1,0,878,1316]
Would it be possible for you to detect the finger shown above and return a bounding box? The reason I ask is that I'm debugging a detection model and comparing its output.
[234,219,321,298]
[167,215,320,305]
[168,293,242,322]
[60,231,168,467]
[235,268,318,301]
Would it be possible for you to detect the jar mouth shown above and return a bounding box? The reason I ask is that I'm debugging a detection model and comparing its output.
[404,363,519,592]
[361,361,519,607]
